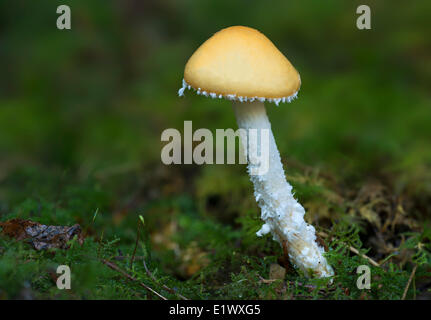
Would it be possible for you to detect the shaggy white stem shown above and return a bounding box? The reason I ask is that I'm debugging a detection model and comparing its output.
[232,101,333,278]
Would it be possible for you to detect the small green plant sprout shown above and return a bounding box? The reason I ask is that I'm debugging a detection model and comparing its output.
[139,215,145,227]
[178,26,333,278]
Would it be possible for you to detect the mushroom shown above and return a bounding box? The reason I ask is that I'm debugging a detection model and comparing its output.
[178,26,333,278]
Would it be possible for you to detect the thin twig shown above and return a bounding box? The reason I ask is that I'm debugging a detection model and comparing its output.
[130,220,188,300]
[258,277,278,284]
[101,259,167,300]
[143,259,188,300]
[401,264,417,300]
[318,231,380,267]
[130,223,140,269]
[347,244,380,268]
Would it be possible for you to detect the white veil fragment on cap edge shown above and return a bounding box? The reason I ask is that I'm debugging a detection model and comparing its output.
[178,79,299,106]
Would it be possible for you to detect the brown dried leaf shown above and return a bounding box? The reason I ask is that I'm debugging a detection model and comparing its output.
[178,241,209,278]
[269,263,286,280]
[352,181,391,229]
[0,218,84,250]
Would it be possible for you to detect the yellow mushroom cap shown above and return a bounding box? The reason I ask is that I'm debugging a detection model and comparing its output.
[178,26,301,105]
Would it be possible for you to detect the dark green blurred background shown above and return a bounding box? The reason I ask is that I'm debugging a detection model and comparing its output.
[0,0,430,212]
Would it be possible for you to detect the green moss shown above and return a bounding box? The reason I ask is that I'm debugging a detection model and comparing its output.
[1,169,429,299]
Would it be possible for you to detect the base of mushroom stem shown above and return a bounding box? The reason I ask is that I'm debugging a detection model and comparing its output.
[257,219,334,278]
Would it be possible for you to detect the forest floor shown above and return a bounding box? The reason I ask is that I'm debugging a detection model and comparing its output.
[1,158,430,300]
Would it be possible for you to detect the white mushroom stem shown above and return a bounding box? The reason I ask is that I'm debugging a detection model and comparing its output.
[232,101,333,278]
